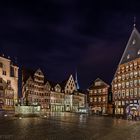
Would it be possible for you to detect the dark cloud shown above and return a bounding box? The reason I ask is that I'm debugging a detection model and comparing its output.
[0,1,140,89]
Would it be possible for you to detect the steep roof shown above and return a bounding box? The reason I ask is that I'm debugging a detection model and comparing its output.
[119,27,140,64]
[88,78,109,90]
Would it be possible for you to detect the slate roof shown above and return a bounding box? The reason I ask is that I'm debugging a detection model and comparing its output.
[119,27,140,64]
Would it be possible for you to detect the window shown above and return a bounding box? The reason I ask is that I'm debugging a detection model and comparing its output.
[0,86,3,90]
[98,97,101,102]
[130,89,133,97]
[130,81,133,87]
[134,71,138,77]
[122,101,125,106]
[0,78,2,83]
[134,88,137,96]
[0,62,3,68]
[103,97,106,102]
[126,89,129,97]
[94,97,97,102]
[126,73,129,79]
[127,54,130,59]
[90,98,93,102]
[118,101,121,106]
[7,80,11,85]
[94,90,97,94]
[130,72,133,79]
[102,88,106,92]
[132,39,136,45]
[122,82,125,88]
[98,89,101,93]
[122,75,125,80]
[118,83,121,89]
[122,90,125,98]
[95,81,101,86]
[138,50,140,55]
[118,90,121,98]
[3,71,6,75]
[134,80,138,86]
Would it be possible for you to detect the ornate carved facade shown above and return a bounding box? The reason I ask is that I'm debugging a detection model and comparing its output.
[112,27,140,117]
[88,78,109,114]
[22,68,50,112]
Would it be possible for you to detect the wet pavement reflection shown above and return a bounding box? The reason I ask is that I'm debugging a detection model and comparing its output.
[0,113,140,140]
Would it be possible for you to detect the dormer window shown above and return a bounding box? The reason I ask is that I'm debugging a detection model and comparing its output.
[138,50,140,55]
[127,54,130,59]
[132,39,136,45]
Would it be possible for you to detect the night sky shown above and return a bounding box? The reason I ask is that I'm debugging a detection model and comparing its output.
[0,1,140,89]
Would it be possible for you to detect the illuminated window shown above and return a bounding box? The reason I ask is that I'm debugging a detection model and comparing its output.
[126,73,129,79]
[94,90,97,94]
[122,82,125,88]
[130,80,133,87]
[118,83,121,89]
[94,97,97,102]
[89,90,93,94]
[122,75,125,80]
[134,71,138,77]
[98,89,101,93]
[132,39,136,45]
[95,81,101,86]
[118,76,121,80]
[126,89,129,97]
[130,72,133,79]
[122,90,125,97]
[103,97,106,102]
[118,101,121,106]
[98,97,101,102]
[118,90,121,98]
[127,54,130,59]
[134,80,138,86]
[102,88,106,92]
[130,89,133,97]
[122,101,125,106]
[134,88,137,96]
[121,108,124,114]
[138,50,140,55]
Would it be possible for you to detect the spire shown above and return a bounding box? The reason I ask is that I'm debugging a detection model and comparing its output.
[75,70,80,90]
[133,16,136,28]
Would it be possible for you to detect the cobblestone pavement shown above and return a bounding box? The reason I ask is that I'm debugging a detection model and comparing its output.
[0,113,139,140]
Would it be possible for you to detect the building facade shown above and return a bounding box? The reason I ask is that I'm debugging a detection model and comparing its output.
[112,27,140,117]
[0,55,18,111]
[22,70,86,113]
[50,83,65,112]
[88,78,109,114]
[22,68,50,112]
[61,74,77,112]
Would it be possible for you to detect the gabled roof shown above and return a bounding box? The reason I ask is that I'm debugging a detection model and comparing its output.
[119,27,140,64]
[88,78,109,90]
